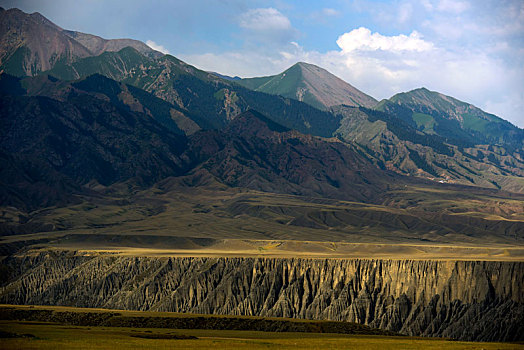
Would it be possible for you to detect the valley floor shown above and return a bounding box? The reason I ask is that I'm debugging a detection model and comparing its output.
[0,306,522,349]
[7,240,524,261]
[2,183,523,261]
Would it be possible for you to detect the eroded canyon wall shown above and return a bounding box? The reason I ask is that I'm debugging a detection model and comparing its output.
[1,252,522,341]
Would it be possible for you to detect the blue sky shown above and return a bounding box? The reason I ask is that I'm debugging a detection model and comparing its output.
[1,0,523,127]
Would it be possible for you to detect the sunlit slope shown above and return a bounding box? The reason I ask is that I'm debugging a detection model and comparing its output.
[238,62,377,110]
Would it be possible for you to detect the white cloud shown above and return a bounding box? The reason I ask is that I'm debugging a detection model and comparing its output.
[239,8,291,32]
[146,40,170,54]
[238,7,297,45]
[336,27,434,52]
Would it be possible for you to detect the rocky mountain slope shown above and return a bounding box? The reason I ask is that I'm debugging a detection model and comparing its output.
[41,47,523,191]
[184,110,393,202]
[13,72,199,135]
[43,48,341,136]
[0,71,396,210]
[61,30,162,59]
[0,7,91,76]
[0,7,160,77]
[333,105,524,192]
[1,252,522,342]
[0,75,188,209]
[238,62,377,110]
[377,88,523,149]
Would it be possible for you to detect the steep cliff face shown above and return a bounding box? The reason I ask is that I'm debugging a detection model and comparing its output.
[1,252,522,342]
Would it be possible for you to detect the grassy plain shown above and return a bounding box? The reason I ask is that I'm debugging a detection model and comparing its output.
[0,305,522,350]
[3,322,522,350]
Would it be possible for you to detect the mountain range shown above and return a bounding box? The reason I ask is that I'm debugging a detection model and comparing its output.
[0,73,393,210]
[0,7,523,239]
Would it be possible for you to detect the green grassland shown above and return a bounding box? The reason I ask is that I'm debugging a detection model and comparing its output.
[3,323,521,349]
[0,305,522,349]
[412,112,436,133]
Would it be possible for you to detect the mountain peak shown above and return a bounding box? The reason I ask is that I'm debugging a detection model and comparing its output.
[62,30,163,59]
[238,62,376,110]
[384,87,523,147]
[293,61,315,68]
[412,87,431,93]
[293,61,324,70]
[393,87,462,106]
[0,8,162,77]
[0,8,93,76]
[289,62,333,76]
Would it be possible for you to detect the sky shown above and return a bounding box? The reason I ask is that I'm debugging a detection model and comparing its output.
[1,0,523,127]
